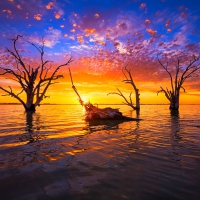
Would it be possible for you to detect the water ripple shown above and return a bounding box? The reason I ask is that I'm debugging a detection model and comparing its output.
[0,105,200,199]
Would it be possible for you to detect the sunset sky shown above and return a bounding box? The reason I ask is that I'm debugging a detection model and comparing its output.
[0,0,200,104]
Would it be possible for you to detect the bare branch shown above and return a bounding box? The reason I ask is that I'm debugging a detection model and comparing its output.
[122,65,129,80]
[1,35,74,111]
[180,86,186,93]
[17,88,24,96]
[108,88,136,109]
[0,86,26,108]
[7,35,29,75]
[180,55,200,84]
[157,86,171,101]
[68,67,84,105]
[158,57,174,93]
[157,55,200,110]
[35,57,73,106]
[108,64,140,110]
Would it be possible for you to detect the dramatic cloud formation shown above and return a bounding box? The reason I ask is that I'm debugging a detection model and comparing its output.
[0,0,200,104]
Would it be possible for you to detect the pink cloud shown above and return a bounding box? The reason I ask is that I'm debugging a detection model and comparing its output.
[145,19,150,24]
[17,5,22,10]
[140,3,147,9]
[26,29,62,48]
[94,13,99,18]
[77,35,84,44]
[146,28,157,36]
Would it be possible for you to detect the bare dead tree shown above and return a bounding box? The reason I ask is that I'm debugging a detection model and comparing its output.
[0,35,73,111]
[108,65,140,110]
[157,55,200,110]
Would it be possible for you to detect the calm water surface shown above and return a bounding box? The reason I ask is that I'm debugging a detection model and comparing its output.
[0,104,200,200]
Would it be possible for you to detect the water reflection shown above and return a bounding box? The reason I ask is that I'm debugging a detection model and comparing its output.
[84,107,141,134]
[86,119,125,133]
[1,105,200,199]
[170,110,181,142]
[127,109,140,119]
[18,111,44,144]
[25,111,34,132]
[169,110,182,164]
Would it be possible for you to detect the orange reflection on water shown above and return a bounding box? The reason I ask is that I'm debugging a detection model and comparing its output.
[0,141,27,148]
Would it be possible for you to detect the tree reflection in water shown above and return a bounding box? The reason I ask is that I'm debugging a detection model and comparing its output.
[25,111,35,143]
[169,110,182,164]
[170,110,181,141]
[18,111,44,144]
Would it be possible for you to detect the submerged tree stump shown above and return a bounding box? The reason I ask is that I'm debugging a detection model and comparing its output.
[84,102,140,121]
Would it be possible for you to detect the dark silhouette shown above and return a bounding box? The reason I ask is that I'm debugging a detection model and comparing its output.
[0,35,73,111]
[108,65,140,110]
[69,67,141,121]
[157,55,200,110]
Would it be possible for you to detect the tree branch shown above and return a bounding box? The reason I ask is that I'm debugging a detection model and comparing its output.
[108,88,136,109]
[157,86,171,101]
[0,86,26,108]
[35,57,73,106]
[158,57,174,94]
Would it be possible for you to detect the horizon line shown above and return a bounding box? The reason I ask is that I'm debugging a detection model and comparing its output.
[0,103,200,105]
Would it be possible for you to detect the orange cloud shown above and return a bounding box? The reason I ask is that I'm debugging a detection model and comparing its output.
[84,28,95,36]
[17,5,22,9]
[77,35,84,44]
[60,25,64,28]
[54,12,61,19]
[146,28,157,36]
[94,13,99,18]
[145,19,150,23]
[8,0,14,2]
[34,14,42,20]
[46,2,54,9]
[73,23,77,27]
[49,26,53,30]
[2,10,12,14]
[95,41,106,46]
[64,34,68,37]
[140,3,146,9]
[167,28,171,33]
[71,29,75,33]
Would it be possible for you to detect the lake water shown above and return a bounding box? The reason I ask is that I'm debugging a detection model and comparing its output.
[0,104,200,200]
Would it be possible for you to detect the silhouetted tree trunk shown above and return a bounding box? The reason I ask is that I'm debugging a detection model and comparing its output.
[157,55,200,110]
[0,35,73,111]
[108,65,140,110]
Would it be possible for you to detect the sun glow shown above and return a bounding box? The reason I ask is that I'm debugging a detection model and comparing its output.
[81,95,90,104]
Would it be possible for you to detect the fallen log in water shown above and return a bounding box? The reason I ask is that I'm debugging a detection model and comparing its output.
[84,102,140,121]
[68,67,141,122]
